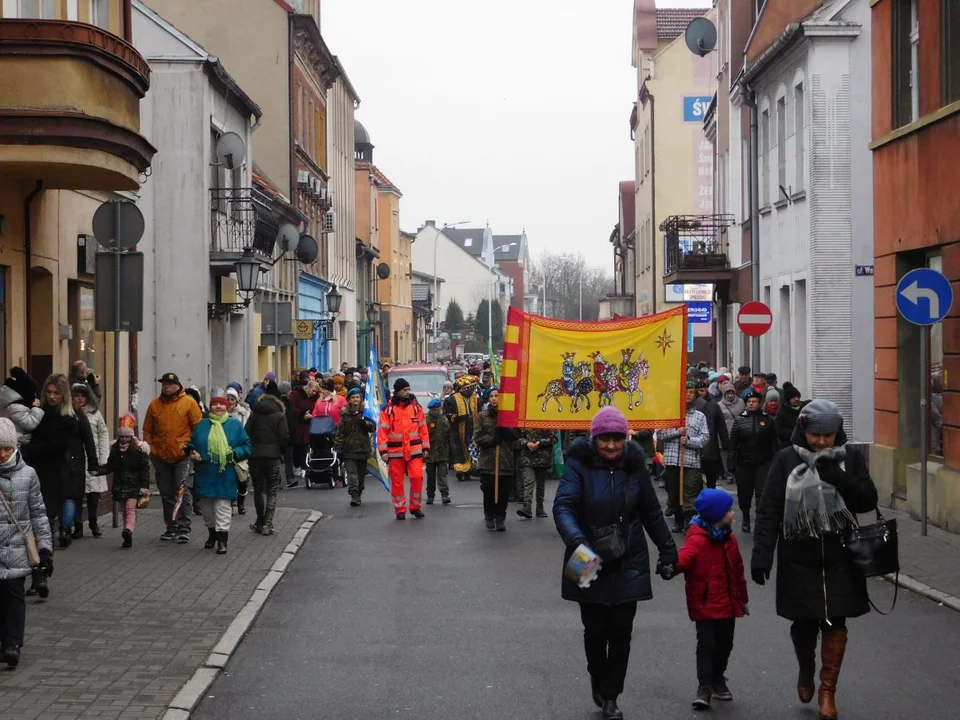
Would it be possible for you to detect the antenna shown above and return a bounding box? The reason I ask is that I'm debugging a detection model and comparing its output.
[215,131,246,169]
[684,17,717,57]
[296,234,318,264]
[276,223,300,253]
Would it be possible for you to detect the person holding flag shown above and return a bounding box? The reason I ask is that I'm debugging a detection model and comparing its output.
[378,378,430,520]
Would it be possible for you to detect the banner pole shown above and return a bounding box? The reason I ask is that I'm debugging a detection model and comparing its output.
[494,446,500,505]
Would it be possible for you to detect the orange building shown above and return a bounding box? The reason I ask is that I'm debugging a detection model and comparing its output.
[870,0,959,529]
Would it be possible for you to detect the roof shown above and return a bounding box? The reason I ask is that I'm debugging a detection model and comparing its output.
[656,7,707,40]
[443,228,525,262]
[371,166,401,195]
[492,235,523,262]
[355,119,371,145]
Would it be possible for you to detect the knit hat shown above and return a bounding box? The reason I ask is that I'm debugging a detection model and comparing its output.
[797,399,843,434]
[118,414,137,438]
[783,383,801,402]
[720,381,736,395]
[209,389,229,408]
[694,488,735,524]
[427,398,442,409]
[347,387,364,398]
[590,406,629,439]
[393,378,410,392]
[225,387,240,400]
[279,381,293,394]
[264,381,281,398]
[265,372,277,383]
[685,380,697,390]
[765,388,781,404]
[0,417,18,449]
[225,381,243,395]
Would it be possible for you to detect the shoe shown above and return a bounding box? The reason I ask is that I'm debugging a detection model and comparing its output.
[350,499,360,507]
[285,479,300,489]
[121,529,133,548]
[536,505,548,518]
[517,507,532,519]
[590,678,603,708]
[72,522,83,539]
[28,569,48,599]
[664,507,674,517]
[442,497,452,505]
[3,643,21,668]
[791,624,818,704]
[712,677,733,701]
[411,509,425,519]
[692,685,712,710]
[160,529,177,542]
[237,504,246,516]
[250,523,263,534]
[495,517,506,532]
[59,530,71,548]
[741,516,751,533]
[216,531,228,555]
[193,506,203,515]
[484,516,495,530]
[396,512,406,520]
[204,528,217,549]
[426,497,434,505]
[671,519,685,534]
[90,522,102,538]
[601,699,624,720]
[177,531,190,544]
[818,627,847,720]
[261,525,275,536]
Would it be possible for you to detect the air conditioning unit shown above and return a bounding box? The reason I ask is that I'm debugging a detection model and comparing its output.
[318,187,329,204]
[297,170,310,187]
[322,210,337,234]
[311,177,322,197]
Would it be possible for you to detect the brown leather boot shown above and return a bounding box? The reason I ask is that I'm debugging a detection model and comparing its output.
[818,627,848,719]
[790,624,818,704]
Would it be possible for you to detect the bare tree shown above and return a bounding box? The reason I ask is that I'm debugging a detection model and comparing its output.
[528,252,614,321]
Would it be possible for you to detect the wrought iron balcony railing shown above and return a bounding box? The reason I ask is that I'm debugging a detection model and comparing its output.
[210,188,276,258]
[661,214,735,276]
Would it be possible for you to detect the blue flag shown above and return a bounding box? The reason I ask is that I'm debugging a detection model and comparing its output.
[364,346,390,491]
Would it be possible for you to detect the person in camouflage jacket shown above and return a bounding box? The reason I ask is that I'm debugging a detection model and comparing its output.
[517,429,556,519]
[425,399,452,505]
[334,388,376,506]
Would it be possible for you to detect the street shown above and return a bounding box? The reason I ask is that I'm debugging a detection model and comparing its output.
[193,479,960,720]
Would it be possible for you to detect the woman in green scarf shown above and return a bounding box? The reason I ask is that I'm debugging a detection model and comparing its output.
[189,390,252,554]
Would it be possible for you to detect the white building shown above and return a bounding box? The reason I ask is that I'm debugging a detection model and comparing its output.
[744,0,874,441]
[134,2,263,396]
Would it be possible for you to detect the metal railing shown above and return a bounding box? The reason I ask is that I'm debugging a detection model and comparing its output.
[661,214,735,276]
[210,188,276,258]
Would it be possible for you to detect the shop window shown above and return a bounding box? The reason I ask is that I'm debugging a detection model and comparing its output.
[943,0,960,104]
[892,0,920,128]
[928,254,944,457]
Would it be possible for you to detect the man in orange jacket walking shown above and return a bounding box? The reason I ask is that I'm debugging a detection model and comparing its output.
[378,378,430,520]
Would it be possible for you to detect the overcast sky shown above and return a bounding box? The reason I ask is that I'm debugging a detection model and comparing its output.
[322,0,711,267]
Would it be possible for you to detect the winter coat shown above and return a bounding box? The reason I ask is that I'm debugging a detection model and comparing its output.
[518,429,556,468]
[562,430,591,458]
[677,524,748,621]
[0,454,53,580]
[289,387,315,445]
[143,389,203,464]
[631,430,655,460]
[553,439,678,606]
[20,407,71,514]
[189,417,252,500]
[0,385,44,444]
[313,394,346,427]
[719,396,745,437]
[694,395,729,461]
[751,429,878,621]
[424,412,451,464]
[245,394,289,460]
[65,411,100,500]
[83,405,110,494]
[68,371,101,400]
[473,407,519,476]
[377,397,430,462]
[281,395,298,444]
[228,404,251,427]
[101,443,150,501]
[335,407,376,460]
[727,409,778,469]
[774,403,804,449]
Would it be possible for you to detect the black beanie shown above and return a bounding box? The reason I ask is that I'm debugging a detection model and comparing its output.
[393,378,410,392]
[783,384,802,402]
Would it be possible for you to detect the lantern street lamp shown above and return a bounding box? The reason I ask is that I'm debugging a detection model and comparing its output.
[326,285,343,315]
[235,248,261,299]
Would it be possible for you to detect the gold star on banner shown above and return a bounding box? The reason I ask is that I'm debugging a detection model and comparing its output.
[655,328,674,356]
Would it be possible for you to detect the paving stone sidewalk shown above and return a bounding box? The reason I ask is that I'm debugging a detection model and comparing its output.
[876,505,960,602]
[0,507,311,720]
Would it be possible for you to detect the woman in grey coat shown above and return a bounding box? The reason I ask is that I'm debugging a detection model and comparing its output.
[0,417,54,668]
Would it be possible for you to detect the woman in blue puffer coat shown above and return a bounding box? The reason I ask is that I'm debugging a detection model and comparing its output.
[554,406,678,720]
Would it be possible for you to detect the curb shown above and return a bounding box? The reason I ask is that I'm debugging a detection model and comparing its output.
[161,510,324,720]
[881,572,960,614]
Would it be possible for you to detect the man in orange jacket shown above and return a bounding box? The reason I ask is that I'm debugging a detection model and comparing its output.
[378,378,430,519]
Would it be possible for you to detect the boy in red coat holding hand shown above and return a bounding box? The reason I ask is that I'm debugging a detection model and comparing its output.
[676,488,749,711]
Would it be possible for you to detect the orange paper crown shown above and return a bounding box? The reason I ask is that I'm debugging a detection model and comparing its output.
[119,414,137,430]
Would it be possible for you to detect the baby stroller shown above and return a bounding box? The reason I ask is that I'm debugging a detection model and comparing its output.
[305,416,345,489]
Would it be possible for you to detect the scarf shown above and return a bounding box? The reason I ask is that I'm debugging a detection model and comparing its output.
[207,413,231,472]
[783,445,857,540]
[691,514,732,542]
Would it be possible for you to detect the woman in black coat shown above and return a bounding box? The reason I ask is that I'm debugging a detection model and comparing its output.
[751,399,878,720]
[554,407,678,720]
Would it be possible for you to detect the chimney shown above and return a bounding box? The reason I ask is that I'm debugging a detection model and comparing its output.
[425,220,436,227]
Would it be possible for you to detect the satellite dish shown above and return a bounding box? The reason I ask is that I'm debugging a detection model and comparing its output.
[296,234,318,264]
[684,17,717,57]
[215,132,246,169]
[276,223,300,253]
[376,262,391,280]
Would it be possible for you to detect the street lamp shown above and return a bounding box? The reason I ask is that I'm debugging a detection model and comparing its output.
[366,302,379,324]
[235,248,261,300]
[326,285,342,315]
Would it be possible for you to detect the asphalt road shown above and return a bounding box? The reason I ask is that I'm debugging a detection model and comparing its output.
[194,477,960,720]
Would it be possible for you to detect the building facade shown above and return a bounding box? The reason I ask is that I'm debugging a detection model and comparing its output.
[870,0,960,529]
[353,121,380,364]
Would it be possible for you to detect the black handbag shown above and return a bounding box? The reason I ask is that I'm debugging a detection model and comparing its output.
[841,508,899,614]
[583,474,627,563]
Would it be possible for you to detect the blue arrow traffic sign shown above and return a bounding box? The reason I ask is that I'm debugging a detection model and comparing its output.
[896,268,954,326]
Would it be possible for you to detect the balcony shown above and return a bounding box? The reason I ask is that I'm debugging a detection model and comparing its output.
[0,19,155,190]
[661,214,736,292]
[210,188,278,265]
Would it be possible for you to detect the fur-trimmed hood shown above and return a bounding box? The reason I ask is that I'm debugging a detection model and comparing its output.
[567,437,647,468]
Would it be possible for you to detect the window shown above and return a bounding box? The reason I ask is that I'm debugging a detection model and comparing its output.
[943,0,960,104]
[760,108,770,206]
[794,83,805,191]
[297,85,305,145]
[87,0,108,28]
[892,0,919,127]
[315,106,327,171]
[4,0,58,17]
[776,96,786,194]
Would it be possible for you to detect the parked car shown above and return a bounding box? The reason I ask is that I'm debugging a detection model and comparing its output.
[446,364,466,382]
[385,364,448,405]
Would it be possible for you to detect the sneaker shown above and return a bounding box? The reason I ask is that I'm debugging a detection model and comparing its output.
[71,523,83,539]
[261,525,275,536]
[426,497,434,505]
[285,479,300,489]
[712,678,733,701]
[692,685,712,710]
[516,508,533,519]
[160,529,177,542]
[176,531,190,544]
[484,516,495,530]
[250,523,263,534]
[495,517,506,532]
[442,497,452,505]
[601,699,623,720]
[396,512,406,520]
[121,529,133,548]
[349,499,360,507]
[536,508,548,518]
[410,509,425,519]
[3,643,21,668]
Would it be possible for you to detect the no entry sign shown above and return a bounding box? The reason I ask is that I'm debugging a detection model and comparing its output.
[737,301,773,337]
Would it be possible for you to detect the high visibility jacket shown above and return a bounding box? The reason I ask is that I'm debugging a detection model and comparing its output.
[378,398,430,461]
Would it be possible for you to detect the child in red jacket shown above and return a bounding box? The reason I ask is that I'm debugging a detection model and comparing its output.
[676,488,749,711]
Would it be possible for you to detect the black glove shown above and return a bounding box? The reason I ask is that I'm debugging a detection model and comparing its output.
[816,460,845,486]
[39,548,54,577]
[751,567,770,585]
[656,559,677,580]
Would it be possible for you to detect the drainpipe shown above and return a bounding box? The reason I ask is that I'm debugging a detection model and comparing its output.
[646,90,657,314]
[24,181,42,371]
[287,15,296,376]
[747,90,761,368]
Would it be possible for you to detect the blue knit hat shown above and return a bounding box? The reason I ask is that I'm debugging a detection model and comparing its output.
[347,387,364,398]
[427,398,442,409]
[694,489,735,524]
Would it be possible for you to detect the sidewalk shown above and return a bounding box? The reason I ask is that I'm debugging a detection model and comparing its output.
[0,507,312,720]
